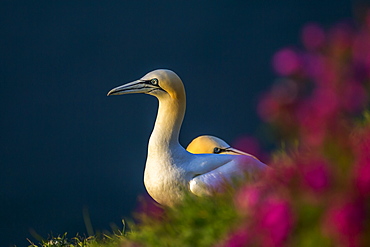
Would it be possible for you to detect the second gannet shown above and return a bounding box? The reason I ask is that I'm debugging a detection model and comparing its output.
[186,135,259,161]
[107,69,267,206]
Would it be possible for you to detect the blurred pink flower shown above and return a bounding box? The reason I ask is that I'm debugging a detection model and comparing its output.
[354,159,370,197]
[300,157,331,194]
[353,128,370,196]
[353,31,370,67]
[301,23,326,50]
[311,88,340,118]
[256,197,294,247]
[296,100,327,147]
[235,185,294,247]
[220,226,250,247]
[235,185,263,213]
[296,87,340,146]
[135,194,164,220]
[324,199,365,247]
[273,48,302,76]
[342,80,368,113]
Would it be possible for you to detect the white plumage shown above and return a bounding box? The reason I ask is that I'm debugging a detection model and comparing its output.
[108,69,267,206]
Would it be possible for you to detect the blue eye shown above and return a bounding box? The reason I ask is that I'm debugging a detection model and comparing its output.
[150,78,158,85]
[213,147,222,154]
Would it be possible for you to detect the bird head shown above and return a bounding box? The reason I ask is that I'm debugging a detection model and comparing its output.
[187,135,258,159]
[107,69,185,101]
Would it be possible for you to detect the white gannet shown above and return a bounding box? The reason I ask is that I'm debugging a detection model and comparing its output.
[186,135,259,160]
[107,69,267,206]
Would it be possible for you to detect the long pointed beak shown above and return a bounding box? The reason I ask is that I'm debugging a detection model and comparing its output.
[225,147,259,160]
[107,80,158,96]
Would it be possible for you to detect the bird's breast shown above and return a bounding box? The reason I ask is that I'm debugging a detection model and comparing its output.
[143,156,190,206]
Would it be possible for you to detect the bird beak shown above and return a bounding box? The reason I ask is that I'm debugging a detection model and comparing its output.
[225,147,259,160]
[107,80,159,96]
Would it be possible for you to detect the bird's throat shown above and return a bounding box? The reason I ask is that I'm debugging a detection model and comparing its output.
[149,97,185,150]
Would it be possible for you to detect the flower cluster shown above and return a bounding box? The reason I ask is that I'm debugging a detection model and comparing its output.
[225,11,370,247]
[126,12,370,247]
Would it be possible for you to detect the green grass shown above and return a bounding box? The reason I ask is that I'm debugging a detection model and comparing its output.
[27,192,239,247]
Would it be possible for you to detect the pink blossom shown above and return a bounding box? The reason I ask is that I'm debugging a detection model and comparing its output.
[296,88,340,146]
[301,158,331,194]
[272,48,301,76]
[135,194,164,220]
[354,159,370,197]
[312,88,340,117]
[353,31,370,66]
[342,81,368,113]
[296,99,327,146]
[301,23,326,50]
[235,185,263,212]
[235,184,294,247]
[257,197,294,247]
[353,129,370,196]
[324,199,365,247]
[220,227,250,247]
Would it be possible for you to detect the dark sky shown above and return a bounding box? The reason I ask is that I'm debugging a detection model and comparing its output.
[0,1,355,246]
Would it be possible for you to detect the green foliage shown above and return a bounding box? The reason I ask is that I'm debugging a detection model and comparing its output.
[129,193,239,247]
[27,193,239,247]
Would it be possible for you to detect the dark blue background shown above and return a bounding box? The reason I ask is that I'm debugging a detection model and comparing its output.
[0,1,355,246]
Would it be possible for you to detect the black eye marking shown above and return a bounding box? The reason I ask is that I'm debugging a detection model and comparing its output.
[150,78,159,85]
[213,147,229,154]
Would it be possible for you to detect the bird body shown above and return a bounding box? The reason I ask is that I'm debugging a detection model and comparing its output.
[108,69,267,206]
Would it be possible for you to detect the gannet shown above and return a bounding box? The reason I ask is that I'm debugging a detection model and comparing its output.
[186,135,259,161]
[107,69,267,206]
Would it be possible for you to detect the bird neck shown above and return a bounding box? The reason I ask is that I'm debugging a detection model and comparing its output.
[149,95,186,150]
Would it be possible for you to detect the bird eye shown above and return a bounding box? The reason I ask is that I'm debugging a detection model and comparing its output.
[213,147,222,154]
[150,78,158,85]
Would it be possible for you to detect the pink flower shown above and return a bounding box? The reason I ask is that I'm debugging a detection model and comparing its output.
[353,128,370,196]
[296,88,340,146]
[235,185,263,213]
[301,23,326,50]
[296,100,327,146]
[235,184,294,247]
[354,159,370,197]
[272,48,302,76]
[352,31,370,69]
[312,88,340,117]
[301,158,331,194]
[257,197,294,247]
[220,226,250,247]
[342,81,368,113]
[135,194,164,220]
[324,199,365,247]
